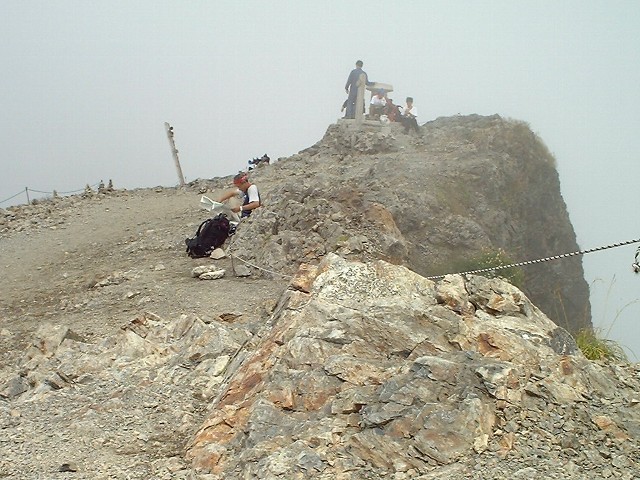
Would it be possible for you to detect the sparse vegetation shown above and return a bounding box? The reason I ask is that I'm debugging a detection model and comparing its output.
[444,248,525,288]
[579,276,639,361]
[575,328,627,361]
[499,118,557,167]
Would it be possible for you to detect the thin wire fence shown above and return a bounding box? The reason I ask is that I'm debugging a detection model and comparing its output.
[0,182,103,207]
[227,236,640,282]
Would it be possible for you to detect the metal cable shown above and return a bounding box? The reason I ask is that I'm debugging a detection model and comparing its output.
[226,236,640,282]
[426,237,640,280]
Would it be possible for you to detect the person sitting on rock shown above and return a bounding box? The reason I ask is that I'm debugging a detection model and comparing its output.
[369,89,387,120]
[385,98,402,123]
[400,96,420,134]
[217,172,261,219]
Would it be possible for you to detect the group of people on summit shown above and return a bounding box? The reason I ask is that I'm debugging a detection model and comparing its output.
[343,60,420,134]
[189,59,423,261]
[214,59,418,225]
[209,59,419,247]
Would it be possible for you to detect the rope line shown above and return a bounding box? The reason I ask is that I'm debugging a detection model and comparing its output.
[58,182,102,195]
[0,182,103,206]
[226,236,640,282]
[229,253,293,279]
[426,237,640,280]
[0,190,26,205]
[224,219,294,279]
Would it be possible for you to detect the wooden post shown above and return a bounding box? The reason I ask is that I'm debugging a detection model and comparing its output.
[25,187,30,204]
[355,73,366,124]
[164,122,186,187]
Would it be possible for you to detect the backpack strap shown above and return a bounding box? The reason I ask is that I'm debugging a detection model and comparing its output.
[195,219,209,237]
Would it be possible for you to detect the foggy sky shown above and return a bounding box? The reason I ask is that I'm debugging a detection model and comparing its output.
[1,1,639,359]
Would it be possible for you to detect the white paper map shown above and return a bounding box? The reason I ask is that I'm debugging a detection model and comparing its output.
[199,196,240,222]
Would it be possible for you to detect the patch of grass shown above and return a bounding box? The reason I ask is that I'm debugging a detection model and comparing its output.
[575,328,627,362]
[493,118,557,167]
[445,248,525,288]
[576,276,639,361]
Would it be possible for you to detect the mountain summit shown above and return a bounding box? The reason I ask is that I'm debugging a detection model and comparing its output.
[1,115,629,480]
[226,114,591,333]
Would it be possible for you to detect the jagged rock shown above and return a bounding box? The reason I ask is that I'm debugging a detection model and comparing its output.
[233,264,251,277]
[93,271,131,288]
[1,115,635,479]
[0,375,30,399]
[58,463,78,472]
[230,115,591,333]
[186,254,639,478]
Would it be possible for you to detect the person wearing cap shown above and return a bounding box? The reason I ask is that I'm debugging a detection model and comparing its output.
[217,172,261,218]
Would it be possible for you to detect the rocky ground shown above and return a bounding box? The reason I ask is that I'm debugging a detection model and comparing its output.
[1,185,639,480]
[1,117,638,479]
[0,186,288,479]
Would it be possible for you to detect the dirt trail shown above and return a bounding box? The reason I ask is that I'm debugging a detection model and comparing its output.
[0,188,289,364]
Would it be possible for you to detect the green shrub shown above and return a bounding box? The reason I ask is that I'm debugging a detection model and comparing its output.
[575,328,627,362]
[447,248,524,288]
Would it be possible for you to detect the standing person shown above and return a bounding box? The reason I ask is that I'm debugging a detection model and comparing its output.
[400,96,420,134]
[344,60,368,119]
[218,172,261,218]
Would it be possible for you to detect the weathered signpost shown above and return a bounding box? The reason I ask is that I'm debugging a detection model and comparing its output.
[164,122,186,187]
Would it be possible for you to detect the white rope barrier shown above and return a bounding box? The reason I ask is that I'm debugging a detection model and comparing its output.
[230,253,294,279]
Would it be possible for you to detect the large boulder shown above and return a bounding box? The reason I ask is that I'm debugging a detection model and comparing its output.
[186,254,638,478]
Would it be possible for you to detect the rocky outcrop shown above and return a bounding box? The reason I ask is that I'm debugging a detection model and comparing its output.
[0,114,608,478]
[1,115,591,333]
[3,255,635,479]
[185,254,638,479]
[0,311,254,478]
[227,114,591,333]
